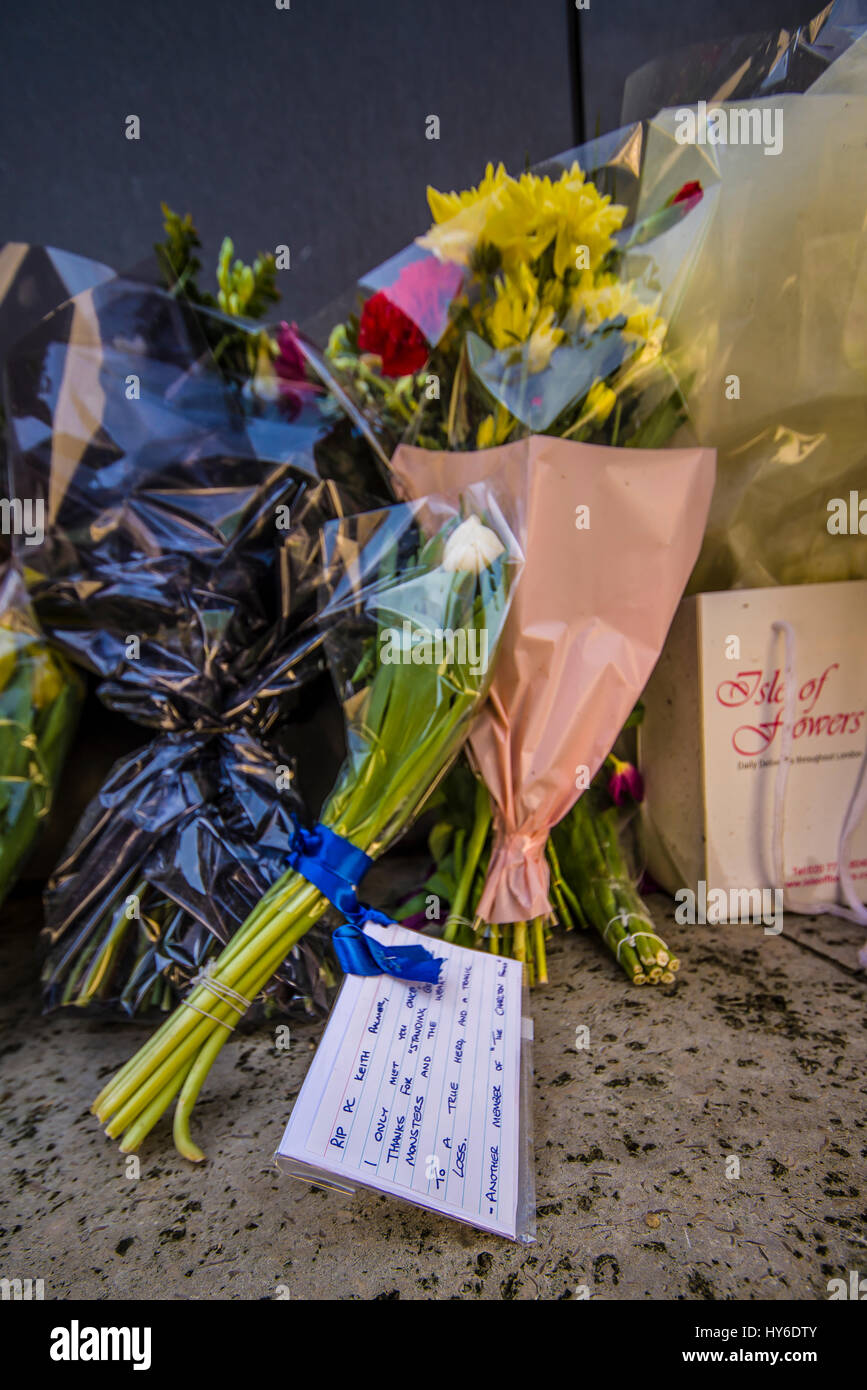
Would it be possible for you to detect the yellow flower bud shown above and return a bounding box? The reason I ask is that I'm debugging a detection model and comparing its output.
[30,648,64,709]
[476,415,495,450]
[0,627,17,691]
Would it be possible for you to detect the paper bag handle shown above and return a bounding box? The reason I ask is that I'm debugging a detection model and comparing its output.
[770,620,867,963]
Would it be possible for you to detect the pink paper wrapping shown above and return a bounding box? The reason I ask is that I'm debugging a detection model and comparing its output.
[392,435,716,925]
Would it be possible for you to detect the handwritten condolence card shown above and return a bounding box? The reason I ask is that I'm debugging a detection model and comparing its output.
[276,922,526,1240]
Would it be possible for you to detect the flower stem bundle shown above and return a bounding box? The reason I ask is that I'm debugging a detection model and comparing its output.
[398,759,676,987]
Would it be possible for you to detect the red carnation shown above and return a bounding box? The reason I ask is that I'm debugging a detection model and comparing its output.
[358,256,463,377]
[358,291,429,377]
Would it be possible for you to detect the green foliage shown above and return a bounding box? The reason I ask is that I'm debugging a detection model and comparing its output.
[216,237,279,320]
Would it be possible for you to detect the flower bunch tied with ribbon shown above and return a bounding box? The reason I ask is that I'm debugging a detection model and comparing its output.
[92,487,520,1160]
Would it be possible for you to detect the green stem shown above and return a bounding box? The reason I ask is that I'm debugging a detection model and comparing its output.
[445,778,491,942]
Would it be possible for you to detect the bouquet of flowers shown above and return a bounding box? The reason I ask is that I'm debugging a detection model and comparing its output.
[318,139,716,983]
[324,150,707,455]
[93,486,520,1158]
[1,210,388,1017]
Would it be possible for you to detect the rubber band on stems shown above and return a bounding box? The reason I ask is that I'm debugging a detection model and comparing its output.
[770,620,867,963]
[602,911,659,960]
[181,963,252,1032]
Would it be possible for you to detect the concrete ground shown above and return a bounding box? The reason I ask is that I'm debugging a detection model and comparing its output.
[1,890,865,1301]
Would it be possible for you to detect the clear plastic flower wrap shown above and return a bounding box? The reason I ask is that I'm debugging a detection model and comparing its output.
[0,561,83,906]
[92,482,521,1159]
[1,256,389,1016]
[314,138,716,984]
[621,0,867,124]
[319,132,714,458]
[627,3,867,593]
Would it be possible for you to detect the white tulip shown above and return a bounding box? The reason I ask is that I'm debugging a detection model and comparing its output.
[441,515,505,573]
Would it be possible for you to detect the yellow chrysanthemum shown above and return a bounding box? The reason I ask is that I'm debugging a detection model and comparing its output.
[426,162,510,226]
[480,163,626,274]
[549,164,627,278]
[420,160,627,273]
[567,272,663,346]
[420,163,512,265]
[525,306,564,374]
[485,263,540,349]
[483,264,564,374]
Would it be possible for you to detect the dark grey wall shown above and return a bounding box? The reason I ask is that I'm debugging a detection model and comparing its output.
[578,0,826,136]
[1,0,828,323]
[0,0,575,322]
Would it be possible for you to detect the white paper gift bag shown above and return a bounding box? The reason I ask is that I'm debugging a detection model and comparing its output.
[639,580,867,939]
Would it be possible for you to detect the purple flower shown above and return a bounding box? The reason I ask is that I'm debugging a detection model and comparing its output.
[273,321,320,418]
[607,756,644,806]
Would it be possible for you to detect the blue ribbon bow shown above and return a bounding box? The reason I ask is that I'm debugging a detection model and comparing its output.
[287,821,443,985]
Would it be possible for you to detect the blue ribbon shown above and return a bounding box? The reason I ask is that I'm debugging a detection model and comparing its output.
[287,821,443,985]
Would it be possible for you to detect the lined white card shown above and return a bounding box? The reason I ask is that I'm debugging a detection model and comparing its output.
[276,922,525,1239]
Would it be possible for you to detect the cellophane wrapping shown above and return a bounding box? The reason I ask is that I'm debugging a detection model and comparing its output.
[631,3,867,592]
[0,561,83,906]
[1,262,389,1016]
[315,136,716,938]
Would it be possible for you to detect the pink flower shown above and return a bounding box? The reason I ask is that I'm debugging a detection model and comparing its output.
[607,756,644,806]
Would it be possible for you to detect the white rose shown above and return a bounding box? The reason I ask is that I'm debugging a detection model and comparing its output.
[441,515,505,573]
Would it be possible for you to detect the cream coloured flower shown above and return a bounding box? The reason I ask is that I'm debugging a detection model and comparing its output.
[442,515,505,573]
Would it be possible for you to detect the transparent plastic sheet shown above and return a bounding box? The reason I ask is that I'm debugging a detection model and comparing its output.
[310,137,717,987]
[92,485,523,1161]
[0,244,114,565]
[0,561,83,906]
[317,128,716,462]
[627,8,867,593]
[1,270,390,1015]
[312,483,522,857]
[621,0,867,124]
